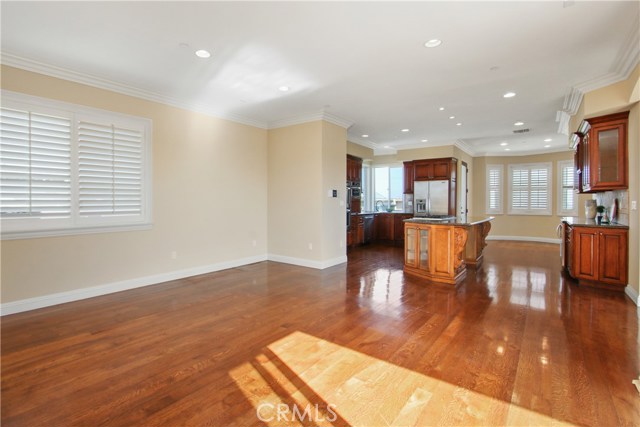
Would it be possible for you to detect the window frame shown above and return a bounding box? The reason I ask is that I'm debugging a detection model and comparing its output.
[507,162,552,216]
[1,90,153,240]
[557,160,578,216]
[372,163,404,212]
[485,164,504,215]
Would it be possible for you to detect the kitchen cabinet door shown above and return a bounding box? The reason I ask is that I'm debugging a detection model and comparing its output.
[573,227,598,281]
[403,161,414,193]
[597,228,627,285]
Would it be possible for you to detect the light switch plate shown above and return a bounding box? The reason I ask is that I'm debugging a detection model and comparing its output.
[632,201,637,210]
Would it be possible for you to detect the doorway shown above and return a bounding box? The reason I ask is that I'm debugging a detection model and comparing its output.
[460,161,468,216]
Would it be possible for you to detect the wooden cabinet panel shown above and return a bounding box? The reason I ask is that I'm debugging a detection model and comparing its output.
[568,225,628,288]
[575,111,628,193]
[414,161,434,181]
[598,229,627,285]
[574,228,598,281]
[393,214,412,244]
[375,213,393,240]
[403,161,414,194]
[346,155,363,183]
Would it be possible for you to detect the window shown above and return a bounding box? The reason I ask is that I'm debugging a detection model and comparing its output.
[373,165,403,212]
[508,162,552,215]
[557,160,577,216]
[0,91,152,239]
[361,163,372,212]
[486,164,503,214]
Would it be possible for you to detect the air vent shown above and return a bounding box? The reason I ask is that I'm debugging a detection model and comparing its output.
[513,128,530,134]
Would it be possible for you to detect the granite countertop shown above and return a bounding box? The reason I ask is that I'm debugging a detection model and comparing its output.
[404,216,494,226]
[561,216,629,229]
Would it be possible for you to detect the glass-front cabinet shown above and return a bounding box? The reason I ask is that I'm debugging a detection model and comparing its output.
[405,226,417,267]
[573,111,628,193]
[419,229,429,271]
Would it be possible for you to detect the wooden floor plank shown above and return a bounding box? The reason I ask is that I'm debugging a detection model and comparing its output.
[2,241,638,426]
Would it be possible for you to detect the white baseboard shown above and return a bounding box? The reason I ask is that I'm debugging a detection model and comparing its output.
[625,286,640,318]
[487,235,561,244]
[267,254,347,270]
[0,254,268,316]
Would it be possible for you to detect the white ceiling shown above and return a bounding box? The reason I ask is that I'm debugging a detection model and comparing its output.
[1,1,638,156]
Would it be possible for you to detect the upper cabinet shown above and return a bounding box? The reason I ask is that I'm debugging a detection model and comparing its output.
[572,111,628,193]
[403,161,415,194]
[346,155,363,184]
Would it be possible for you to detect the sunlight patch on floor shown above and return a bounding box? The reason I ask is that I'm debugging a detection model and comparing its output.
[229,331,572,426]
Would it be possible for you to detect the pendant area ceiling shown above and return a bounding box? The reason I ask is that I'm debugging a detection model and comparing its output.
[1,1,638,156]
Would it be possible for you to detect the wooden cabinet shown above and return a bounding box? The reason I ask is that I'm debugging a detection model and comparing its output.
[573,111,628,193]
[393,214,412,244]
[374,213,393,240]
[404,222,468,284]
[347,215,365,247]
[346,155,363,184]
[414,159,452,181]
[403,161,414,194]
[570,226,628,288]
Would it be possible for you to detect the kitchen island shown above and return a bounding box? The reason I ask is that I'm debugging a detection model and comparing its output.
[403,216,493,285]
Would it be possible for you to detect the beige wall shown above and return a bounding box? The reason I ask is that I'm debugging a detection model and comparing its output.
[267,121,347,265]
[322,122,348,260]
[346,141,373,160]
[471,151,586,240]
[267,122,324,261]
[571,64,640,298]
[1,66,268,303]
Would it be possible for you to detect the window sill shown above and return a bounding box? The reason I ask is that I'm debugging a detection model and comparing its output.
[1,223,153,241]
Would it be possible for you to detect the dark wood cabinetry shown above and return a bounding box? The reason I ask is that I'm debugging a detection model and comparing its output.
[572,111,628,193]
[346,155,363,183]
[403,161,414,194]
[374,213,393,241]
[565,224,628,289]
[414,159,452,181]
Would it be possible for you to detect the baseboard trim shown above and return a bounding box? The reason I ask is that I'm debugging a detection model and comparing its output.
[624,286,640,317]
[0,254,268,316]
[487,235,561,244]
[267,254,347,270]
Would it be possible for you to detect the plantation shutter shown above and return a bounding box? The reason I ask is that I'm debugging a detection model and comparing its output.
[529,167,548,210]
[78,120,143,218]
[486,165,503,214]
[562,164,574,211]
[509,163,551,215]
[0,108,72,218]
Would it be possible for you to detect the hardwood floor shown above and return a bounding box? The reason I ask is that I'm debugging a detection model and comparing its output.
[2,241,639,426]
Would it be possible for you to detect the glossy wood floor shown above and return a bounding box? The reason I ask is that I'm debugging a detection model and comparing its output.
[2,242,639,426]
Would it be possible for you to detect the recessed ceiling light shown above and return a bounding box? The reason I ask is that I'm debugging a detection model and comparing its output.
[384,145,391,148]
[361,134,369,138]
[456,122,462,126]
[544,138,552,142]
[401,128,410,132]
[504,148,511,151]
[421,139,428,142]
[514,121,524,126]
[278,86,290,92]
[449,116,455,119]
[500,142,508,146]
[195,49,211,58]
[438,107,445,111]
[424,39,442,48]
[544,144,551,148]
[503,92,516,98]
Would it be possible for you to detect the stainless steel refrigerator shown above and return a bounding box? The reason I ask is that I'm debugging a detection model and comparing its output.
[413,180,449,216]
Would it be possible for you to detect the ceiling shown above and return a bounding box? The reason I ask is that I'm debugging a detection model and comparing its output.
[1,1,638,156]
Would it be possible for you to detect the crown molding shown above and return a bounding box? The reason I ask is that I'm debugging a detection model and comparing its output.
[1,52,270,129]
[454,139,477,157]
[474,145,571,158]
[268,110,353,130]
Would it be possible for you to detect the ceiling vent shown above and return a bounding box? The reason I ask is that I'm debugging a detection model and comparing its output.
[512,128,530,134]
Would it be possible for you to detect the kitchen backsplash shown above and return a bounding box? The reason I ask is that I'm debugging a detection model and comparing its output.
[595,190,628,224]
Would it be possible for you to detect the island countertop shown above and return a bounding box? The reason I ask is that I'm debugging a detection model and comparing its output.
[404,215,494,226]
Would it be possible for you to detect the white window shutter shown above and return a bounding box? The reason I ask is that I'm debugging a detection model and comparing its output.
[0,108,72,218]
[78,121,143,218]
